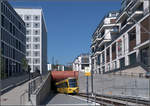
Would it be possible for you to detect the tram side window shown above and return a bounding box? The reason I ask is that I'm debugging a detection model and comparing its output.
[69,79,77,87]
[62,82,68,88]
[56,84,60,88]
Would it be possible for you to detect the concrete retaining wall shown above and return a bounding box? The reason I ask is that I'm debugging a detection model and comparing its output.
[30,72,51,105]
[78,72,150,100]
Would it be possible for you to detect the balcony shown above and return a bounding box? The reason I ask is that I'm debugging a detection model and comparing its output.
[127,4,143,22]
[95,50,102,55]
[93,34,103,43]
[130,0,142,11]
[98,12,119,31]
[117,0,138,22]
[127,10,143,22]
[116,10,127,23]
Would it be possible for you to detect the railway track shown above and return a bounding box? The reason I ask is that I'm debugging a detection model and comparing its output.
[77,93,150,106]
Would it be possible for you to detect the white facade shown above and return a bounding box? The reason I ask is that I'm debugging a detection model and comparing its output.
[58,65,65,71]
[91,0,150,74]
[47,64,52,71]
[73,54,91,72]
[15,8,47,74]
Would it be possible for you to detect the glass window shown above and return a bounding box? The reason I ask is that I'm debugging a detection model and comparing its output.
[26,37,31,42]
[33,37,40,42]
[26,51,31,56]
[33,51,40,57]
[33,44,40,49]
[26,30,31,35]
[24,15,31,21]
[25,22,31,28]
[33,58,40,64]
[33,22,40,28]
[33,29,40,35]
[27,58,31,63]
[26,44,31,49]
[9,22,13,33]
[33,15,40,21]
[69,79,77,88]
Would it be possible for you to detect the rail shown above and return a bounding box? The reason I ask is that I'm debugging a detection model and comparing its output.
[78,93,150,106]
[20,90,28,105]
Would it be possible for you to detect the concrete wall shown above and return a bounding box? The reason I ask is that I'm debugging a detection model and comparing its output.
[78,70,150,100]
[30,72,51,105]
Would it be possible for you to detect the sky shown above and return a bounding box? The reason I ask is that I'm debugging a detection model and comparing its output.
[10,0,121,65]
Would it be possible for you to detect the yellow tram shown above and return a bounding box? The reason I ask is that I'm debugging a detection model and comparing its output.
[55,77,79,94]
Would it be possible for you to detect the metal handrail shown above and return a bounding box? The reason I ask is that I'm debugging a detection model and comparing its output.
[20,90,28,105]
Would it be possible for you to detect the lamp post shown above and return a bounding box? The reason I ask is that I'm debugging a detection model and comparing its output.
[91,57,94,97]
[28,65,31,101]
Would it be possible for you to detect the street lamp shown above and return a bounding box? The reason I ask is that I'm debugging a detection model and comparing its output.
[91,56,94,97]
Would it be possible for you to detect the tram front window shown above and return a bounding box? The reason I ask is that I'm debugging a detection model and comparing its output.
[69,79,77,87]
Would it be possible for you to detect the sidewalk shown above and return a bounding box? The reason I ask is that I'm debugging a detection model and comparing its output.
[0,81,29,105]
[1,72,29,90]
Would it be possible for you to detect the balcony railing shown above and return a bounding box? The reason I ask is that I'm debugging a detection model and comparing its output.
[127,6,143,17]
[144,7,150,16]
[117,0,137,21]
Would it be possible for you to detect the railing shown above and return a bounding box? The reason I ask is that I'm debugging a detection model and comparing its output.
[29,76,43,95]
[20,90,28,105]
[127,7,143,18]
[117,0,137,20]
[144,7,150,16]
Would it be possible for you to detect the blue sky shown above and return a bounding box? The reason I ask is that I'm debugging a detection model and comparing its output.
[10,1,121,65]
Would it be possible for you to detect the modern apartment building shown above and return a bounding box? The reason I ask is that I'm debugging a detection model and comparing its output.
[91,0,150,74]
[15,8,47,74]
[0,1,26,78]
[73,53,91,72]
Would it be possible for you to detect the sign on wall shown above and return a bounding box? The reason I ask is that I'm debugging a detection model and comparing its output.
[84,67,91,76]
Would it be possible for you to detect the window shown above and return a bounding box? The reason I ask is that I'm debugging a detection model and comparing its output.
[27,58,31,63]
[9,23,12,33]
[24,15,31,21]
[26,51,31,56]
[102,52,105,64]
[25,22,31,28]
[1,15,4,27]
[97,54,100,65]
[69,79,77,87]
[33,22,40,28]
[26,37,31,42]
[13,26,16,35]
[33,15,40,21]
[33,44,40,49]
[81,57,89,63]
[33,37,40,42]
[111,13,117,17]
[33,51,40,56]
[118,39,122,56]
[26,44,31,49]
[26,30,31,35]
[33,29,40,35]
[33,58,40,64]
